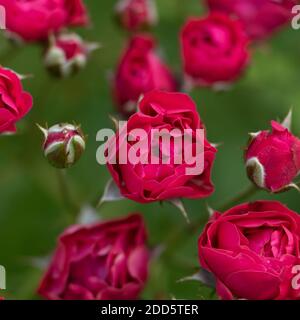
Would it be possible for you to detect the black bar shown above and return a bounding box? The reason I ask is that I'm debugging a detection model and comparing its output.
[0,300,296,319]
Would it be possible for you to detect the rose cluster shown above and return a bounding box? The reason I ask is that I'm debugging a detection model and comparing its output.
[111,0,298,100]
[0,0,98,78]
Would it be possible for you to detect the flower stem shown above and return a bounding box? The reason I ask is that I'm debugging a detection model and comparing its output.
[190,184,258,233]
[0,45,22,66]
[217,184,258,212]
[163,184,259,255]
[56,169,78,223]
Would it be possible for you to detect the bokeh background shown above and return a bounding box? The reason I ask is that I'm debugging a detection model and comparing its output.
[0,0,300,299]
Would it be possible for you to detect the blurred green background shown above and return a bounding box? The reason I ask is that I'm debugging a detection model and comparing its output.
[0,0,300,300]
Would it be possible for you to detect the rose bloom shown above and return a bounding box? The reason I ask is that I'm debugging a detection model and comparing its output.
[198,201,300,300]
[0,0,88,42]
[0,67,33,134]
[180,13,249,87]
[115,0,157,32]
[245,121,300,192]
[107,90,217,203]
[38,214,149,300]
[206,0,297,41]
[113,35,177,116]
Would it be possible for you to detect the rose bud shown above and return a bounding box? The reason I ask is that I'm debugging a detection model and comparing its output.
[115,0,158,32]
[206,0,297,41]
[38,214,150,300]
[180,13,249,88]
[113,35,177,116]
[38,123,86,169]
[44,33,99,78]
[199,201,300,300]
[0,67,33,135]
[245,119,300,193]
[106,90,217,203]
[0,0,88,42]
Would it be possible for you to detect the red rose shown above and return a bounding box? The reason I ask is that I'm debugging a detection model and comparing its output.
[180,13,249,87]
[113,35,177,116]
[38,214,149,300]
[0,0,88,42]
[206,0,297,41]
[106,90,217,203]
[245,121,300,192]
[198,201,300,300]
[115,0,157,31]
[0,67,33,134]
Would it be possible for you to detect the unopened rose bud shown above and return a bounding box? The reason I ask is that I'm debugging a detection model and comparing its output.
[113,35,177,116]
[245,118,300,193]
[44,33,99,78]
[38,123,86,169]
[115,0,158,32]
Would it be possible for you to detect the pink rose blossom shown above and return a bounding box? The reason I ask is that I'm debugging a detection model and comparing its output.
[38,214,149,300]
[206,0,297,40]
[107,90,217,203]
[181,13,249,87]
[0,67,33,134]
[198,201,300,300]
[0,0,88,42]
